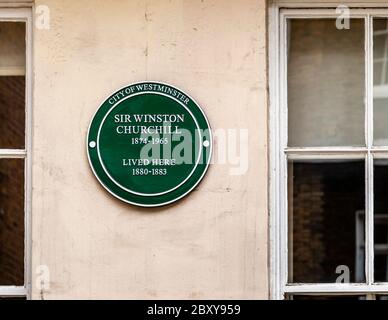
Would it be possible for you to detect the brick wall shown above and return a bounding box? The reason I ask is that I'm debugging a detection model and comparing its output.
[291,165,325,283]
[291,162,365,283]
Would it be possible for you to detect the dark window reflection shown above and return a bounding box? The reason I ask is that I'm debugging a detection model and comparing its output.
[289,160,365,283]
[0,22,26,149]
[0,159,24,286]
[0,76,25,149]
[374,160,388,282]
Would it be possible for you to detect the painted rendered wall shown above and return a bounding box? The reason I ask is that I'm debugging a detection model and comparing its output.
[32,0,268,299]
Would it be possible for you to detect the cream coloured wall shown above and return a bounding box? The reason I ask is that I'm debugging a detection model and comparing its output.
[32,0,268,299]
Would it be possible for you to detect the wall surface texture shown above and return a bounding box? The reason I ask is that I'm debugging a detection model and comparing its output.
[32,0,268,299]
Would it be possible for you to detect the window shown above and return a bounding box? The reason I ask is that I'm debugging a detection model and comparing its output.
[0,8,32,299]
[270,3,388,300]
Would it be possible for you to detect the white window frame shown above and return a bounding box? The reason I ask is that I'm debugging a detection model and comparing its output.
[0,7,32,299]
[269,1,388,300]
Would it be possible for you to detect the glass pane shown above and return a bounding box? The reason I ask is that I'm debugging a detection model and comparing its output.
[374,98,388,146]
[374,159,388,282]
[374,19,388,146]
[288,19,365,147]
[0,159,25,286]
[288,160,365,283]
[0,22,26,72]
[0,22,26,149]
[374,61,383,85]
[377,296,388,300]
[375,33,386,61]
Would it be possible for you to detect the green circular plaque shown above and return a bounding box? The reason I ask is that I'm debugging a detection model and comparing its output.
[87,82,212,207]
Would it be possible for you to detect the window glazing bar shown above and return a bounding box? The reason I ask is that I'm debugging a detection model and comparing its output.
[0,286,27,297]
[0,149,27,158]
